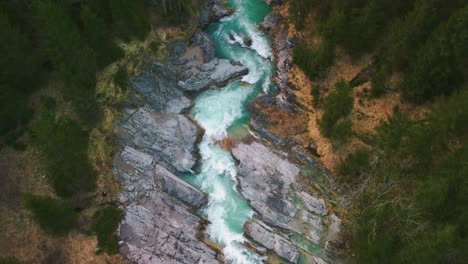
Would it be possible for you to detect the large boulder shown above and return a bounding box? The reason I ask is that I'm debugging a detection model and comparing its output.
[232,141,327,247]
[115,146,219,264]
[199,0,233,28]
[260,13,282,31]
[119,108,201,173]
[191,31,216,62]
[178,58,248,91]
[130,63,192,114]
[155,165,206,207]
[244,220,299,263]
[298,191,328,216]
[232,141,299,228]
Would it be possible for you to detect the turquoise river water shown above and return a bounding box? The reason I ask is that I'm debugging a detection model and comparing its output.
[184,0,274,263]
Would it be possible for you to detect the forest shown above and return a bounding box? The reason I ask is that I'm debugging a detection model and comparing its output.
[290,0,468,263]
[0,0,199,261]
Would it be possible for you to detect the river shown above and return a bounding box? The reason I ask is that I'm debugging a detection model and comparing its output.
[184,0,274,263]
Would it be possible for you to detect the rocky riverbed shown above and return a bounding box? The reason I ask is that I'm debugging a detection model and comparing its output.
[114,1,345,263]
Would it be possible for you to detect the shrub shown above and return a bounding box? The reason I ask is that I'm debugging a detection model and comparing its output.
[370,70,386,98]
[402,6,468,103]
[114,67,129,90]
[338,148,370,183]
[110,0,150,40]
[81,4,123,69]
[0,257,27,264]
[331,119,353,143]
[92,206,124,254]
[0,12,44,146]
[311,85,321,107]
[319,79,354,136]
[154,0,200,25]
[24,194,77,236]
[293,41,335,80]
[32,0,99,125]
[32,111,97,198]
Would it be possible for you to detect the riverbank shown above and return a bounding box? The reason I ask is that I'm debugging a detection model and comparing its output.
[114,0,346,263]
[0,2,205,263]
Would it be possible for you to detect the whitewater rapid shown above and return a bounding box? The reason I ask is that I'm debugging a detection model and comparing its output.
[186,0,274,263]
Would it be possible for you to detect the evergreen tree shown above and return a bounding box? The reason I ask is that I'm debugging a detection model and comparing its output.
[81,4,123,69]
[24,194,77,235]
[0,12,43,144]
[110,0,150,40]
[402,5,468,103]
[92,207,124,254]
[319,79,354,137]
[32,0,99,124]
[32,111,97,198]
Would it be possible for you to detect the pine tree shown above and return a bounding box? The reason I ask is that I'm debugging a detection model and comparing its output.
[319,79,354,136]
[0,12,43,141]
[32,0,99,124]
[81,4,123,69]
[110,0,150,40]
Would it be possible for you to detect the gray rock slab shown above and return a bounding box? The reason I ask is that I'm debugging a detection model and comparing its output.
[115,144,218,264]
[244,220,299,263]
[178,58,248,91]
[120,108,200,173]
[298,191,328,216]
[155,165,206,207]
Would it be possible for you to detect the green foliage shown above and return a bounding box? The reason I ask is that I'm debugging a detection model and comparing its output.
[331,119,353,142]
[382,0,464,71]
[32,111,97,198]
[32,0,99,124]
[311,85,321,107]
[293,41,335,80]
[349,89,468,263]
[114,67,129,90]
[402,5,468,103]
[375,108,412,155]
[92,206,124,255]
[292,1,467,104]
[81,4,123,69]
[24,194,77,236]
[318,5,346,45]
[370,70,386,98]
[288,0,316,29]
[339,148,370,182]
[398,225,458,264]
[0,12,43,146]
[110,0,150,40]
[0,257,27,264]
[319,79,353,137]
[293,1,468,262]
[150,40,162,52]
[84,0,113,26]
[155,0,200,25]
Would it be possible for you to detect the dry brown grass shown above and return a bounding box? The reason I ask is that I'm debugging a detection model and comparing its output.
[271,2,427,174]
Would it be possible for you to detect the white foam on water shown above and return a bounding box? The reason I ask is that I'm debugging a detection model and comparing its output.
[193,82,252,140]
[196,137,265,264]
[190,0,274,263]
[237,6,272,60]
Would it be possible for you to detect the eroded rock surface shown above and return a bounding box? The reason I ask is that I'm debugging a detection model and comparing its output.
[199,0,233,28]
[119,108,200,173]
[130,62,193,114]
[115,146,219,264]
[231,140,340,263]
[244,220,299,263]
[299,191,328,216]
[178,58,248,91]
[191,31,217,62]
